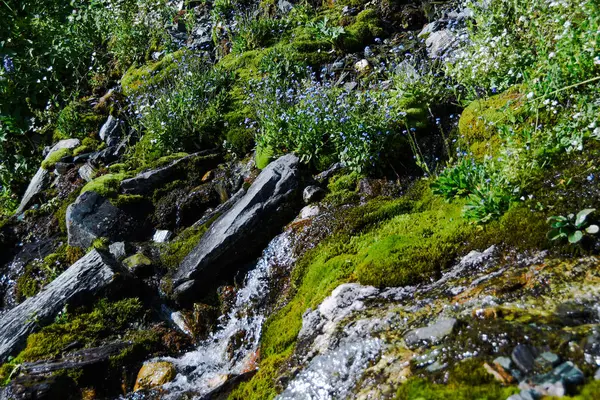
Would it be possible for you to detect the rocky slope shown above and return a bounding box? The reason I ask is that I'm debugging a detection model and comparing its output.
[1,0,600,399]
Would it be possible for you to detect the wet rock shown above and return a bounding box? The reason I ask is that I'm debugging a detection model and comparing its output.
[583,332,600,365]
[197,371,257,400]
[404,318,457,348]
[108,241,127,260]
[98,115,123,147]
[120,152,220,195]
[302,185,325,204]
[184,303,218,340]
[134,361,177,391]
[16,139,81,214]
[66,191,148,248]
[298,284,379,357]
[153,230,172,243]
[0,250,129,362]
[78,162,97,182]
[172,154,302,301]
[0,374,76,400]
[484,362,515,384]
[21,342,129,375]
[555,301,596,326]
[123,253,153,276]
[511,344,539,374]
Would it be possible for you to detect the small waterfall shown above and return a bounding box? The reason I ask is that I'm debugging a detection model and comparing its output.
[160,231,295,397]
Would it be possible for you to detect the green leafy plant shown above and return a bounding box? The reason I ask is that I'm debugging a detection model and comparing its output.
[308,17,345,49]
[547,208,599,244]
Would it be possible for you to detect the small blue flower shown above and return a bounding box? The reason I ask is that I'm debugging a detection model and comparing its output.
[587,174,595,182]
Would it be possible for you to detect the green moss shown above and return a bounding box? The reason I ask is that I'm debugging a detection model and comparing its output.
[55,190,81,234]
[109,194,144,208]
[89,237,109,251]
[123,253,152,270]
[228,349,292,399]
[324,172,360,206]
[121,50,185,97]
[159,215,220,269]
[80,173,128,198]
[72,137,102,156]
[394,377,518,400]
[458,86,526,160]
[152,152,189,169]
[255,145,274,169]
[41,147,73,170]
[14,298,143,363]
[54,100,104,141]
[354,198,472,287]
[342,9,384,51]
[14,244,84,302]
[108,163,128,173]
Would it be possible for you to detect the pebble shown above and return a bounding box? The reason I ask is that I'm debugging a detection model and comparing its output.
[511,344,539,374]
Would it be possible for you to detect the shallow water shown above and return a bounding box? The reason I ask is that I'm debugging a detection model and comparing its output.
[159,231,295,398]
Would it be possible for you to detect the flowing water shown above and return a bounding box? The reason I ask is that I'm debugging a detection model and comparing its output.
[159,231,295,398]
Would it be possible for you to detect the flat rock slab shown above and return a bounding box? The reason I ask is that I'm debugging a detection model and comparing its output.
[120,152,220,195]
[404,318,457,348]
[0,250,128,363]
[172,154,302,299]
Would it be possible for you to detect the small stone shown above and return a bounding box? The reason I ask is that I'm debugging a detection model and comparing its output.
[201,170,215,182]
[153,230,172,243]
[343,81,358,92]
[485,362,515,384]
[404,318,457,348]
[303,185,326,204]
[134,361,177,391]
[123,253,153,276]
[426,360,447,372]
[552,361,584,385]
[354,59,371,73]
[594,367,600,380]
[108,242,127,260]
[364,46,373,58]
[494,356,513,371]
[54,162,73,175]
[511,344,539,374]
[536,352,561,368]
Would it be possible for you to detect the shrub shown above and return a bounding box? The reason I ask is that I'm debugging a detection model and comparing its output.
[250,74,401,173]
[231,15,289,54]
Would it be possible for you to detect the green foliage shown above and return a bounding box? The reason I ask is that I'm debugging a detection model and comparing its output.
[447,0,600,96]
[231,15,289,54]
[251,75,400,173]
[547,209,599,244]
[121,51,185,97]
[130,62,232,164]
[342,9,384,50]
[307,17,345,49]
[54,100,103,141]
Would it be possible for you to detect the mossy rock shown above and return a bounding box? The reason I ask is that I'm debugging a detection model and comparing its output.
[80,173,128,198]
[72,137,102,157]
[121,51,185,97]
[123,253,153,275]
[458,86,526,160]
[41,147,73,170]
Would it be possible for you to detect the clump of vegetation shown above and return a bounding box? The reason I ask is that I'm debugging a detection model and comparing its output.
[547,209,599,244]
[159,215,219,269]
[80,173,128,197]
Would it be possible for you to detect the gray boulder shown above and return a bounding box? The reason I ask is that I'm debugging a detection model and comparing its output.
[303,185,326,204]
[0,250,129,363]
[98,115,123,147]
[404,318,457,348]
[66,191,147,248]
[16,139,80,214]
[172,154,302,299]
